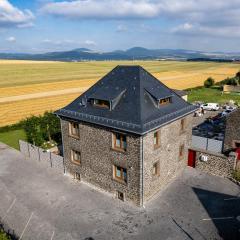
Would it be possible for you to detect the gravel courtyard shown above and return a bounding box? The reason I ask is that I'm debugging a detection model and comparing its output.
[0,142,239,240]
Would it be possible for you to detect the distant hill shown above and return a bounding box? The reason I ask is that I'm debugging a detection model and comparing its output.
[0,47,240,61]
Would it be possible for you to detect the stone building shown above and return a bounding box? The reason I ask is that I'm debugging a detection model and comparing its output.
[224,108,240,152]
[55,66,196,206]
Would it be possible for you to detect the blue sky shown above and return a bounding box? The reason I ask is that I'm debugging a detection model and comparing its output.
[1,0,240,53]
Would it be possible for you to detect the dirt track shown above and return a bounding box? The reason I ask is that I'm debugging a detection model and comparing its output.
[0,87,89,103]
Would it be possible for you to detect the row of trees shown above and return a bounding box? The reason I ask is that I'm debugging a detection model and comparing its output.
[204,71,240,88]
[22,111,61,147]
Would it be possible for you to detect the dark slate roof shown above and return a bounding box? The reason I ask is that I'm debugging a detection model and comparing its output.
[55,65,197,135]
[172,89,188,97]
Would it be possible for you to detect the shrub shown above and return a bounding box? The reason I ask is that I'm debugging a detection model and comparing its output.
[204,77,215,88]
[22,111,61,147]
[0,121,24,133]
[232,170,240,182]
[0,229,11,240]
[235,71,240,79]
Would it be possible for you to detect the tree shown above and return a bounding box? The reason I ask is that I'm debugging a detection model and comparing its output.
[22,112,61,147]
[204,77,215,88]
[235,71,240,79]
[230,77,238,86]
[23,115,44,146]
[40,111,61,142]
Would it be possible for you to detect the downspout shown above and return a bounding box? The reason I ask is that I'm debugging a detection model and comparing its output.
[141,136,144,207]
[59,117,66,174]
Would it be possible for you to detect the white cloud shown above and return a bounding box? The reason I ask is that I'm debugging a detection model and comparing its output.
[172,23,240,38]
[41,0,159,19]
[116,24,128,32]
[6,36,16,42]
[84,40,96,46]
[42,38,97,47]
[0,0,34,28]
[40,0,240,38]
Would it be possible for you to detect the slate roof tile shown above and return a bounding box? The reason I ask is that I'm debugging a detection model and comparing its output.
[55,65,197,135]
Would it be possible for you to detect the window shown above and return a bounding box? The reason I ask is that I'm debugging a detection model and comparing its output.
[180,118,185,132]
[153,161,160,176]
[69,122,80,138]
[154,131,160,149]
[113,133,127,151]
[113,165,127,183]
[71,150,81,165]
[179,144,184,159]
[159,97,171,105]
[233,141,240,148]
[75,172,81,181]
[117,191,124,201]
[93,99,110,109]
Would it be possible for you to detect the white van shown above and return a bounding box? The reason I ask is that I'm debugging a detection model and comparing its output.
[201,103,220,111]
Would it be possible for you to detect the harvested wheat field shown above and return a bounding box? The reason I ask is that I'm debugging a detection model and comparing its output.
[0,60,239,126]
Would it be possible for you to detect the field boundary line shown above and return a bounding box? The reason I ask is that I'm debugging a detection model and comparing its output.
[0,87,89,103]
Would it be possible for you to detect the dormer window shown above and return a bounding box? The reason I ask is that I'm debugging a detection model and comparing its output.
[93,99,110,109]
[159,97,171,106]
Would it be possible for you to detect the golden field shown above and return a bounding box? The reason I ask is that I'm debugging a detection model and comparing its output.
[0,60,239,126]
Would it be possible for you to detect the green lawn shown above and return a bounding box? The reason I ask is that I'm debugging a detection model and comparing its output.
[0,129,27,150]
[188,87,240,105]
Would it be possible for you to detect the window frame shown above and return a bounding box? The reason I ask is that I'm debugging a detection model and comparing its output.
[153,130,160,149]
[71,149,81,165]
[93,99,110,109]
[74,172,81,181]
[180,118,186,133]
[112,132,127,152]
[69,122,80,138]
[153,161,160,176]
[113,165,127,184]
[159,97,171,106]
[179,144,185,160]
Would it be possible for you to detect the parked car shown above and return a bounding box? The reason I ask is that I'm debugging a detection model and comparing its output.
[201,103,220,111]
[221,110,232,117]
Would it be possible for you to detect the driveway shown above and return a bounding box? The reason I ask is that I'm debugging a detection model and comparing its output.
[0,142,239,240]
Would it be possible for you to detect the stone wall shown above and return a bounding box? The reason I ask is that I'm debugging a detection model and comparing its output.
[143,114,193,203]
[224,108,240,152]
[195,150,236,178]
[61,114,193,206]
[19,140,65,174]
[61,119,142,206]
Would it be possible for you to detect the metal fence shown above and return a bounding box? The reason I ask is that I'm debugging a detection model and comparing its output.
[192,135,223,153]
[19,140,65,174]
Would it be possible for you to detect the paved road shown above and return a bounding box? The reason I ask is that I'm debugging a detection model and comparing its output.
[0,143,240,240]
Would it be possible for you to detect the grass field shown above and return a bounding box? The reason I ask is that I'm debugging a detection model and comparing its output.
[0,60,239,126]
[188,87,240,105]
[0,129,26,150]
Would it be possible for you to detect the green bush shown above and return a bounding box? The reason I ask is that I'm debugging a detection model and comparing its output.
[204,77,215,88]
[219,76,239,86]
[0,121,24,133]
[0,229,11,240]
[22,111,61,147]
[235,71,240,79]
[232,170,240,182]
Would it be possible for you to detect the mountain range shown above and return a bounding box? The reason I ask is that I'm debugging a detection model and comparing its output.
[0,47,240,61]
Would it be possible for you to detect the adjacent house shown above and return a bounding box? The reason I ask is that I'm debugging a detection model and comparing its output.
[55,66,196,206]
[172,89,188,101]
[224,108,240,152]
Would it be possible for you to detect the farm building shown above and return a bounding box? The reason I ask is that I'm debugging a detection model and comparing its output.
[224,108,240,152]
[223,85,240,93]
[55,65,196,206]
[172,89,188,101]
